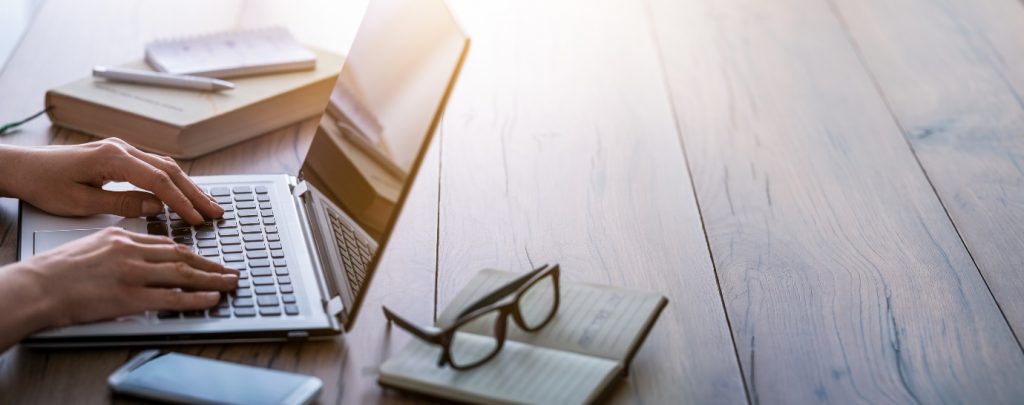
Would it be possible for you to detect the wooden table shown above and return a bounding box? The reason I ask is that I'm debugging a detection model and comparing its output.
[2,0,1024,403]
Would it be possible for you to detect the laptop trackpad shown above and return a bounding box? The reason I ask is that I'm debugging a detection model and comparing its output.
[34,228,105,255]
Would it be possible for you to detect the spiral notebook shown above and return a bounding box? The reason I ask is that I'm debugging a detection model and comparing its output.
[144,27,318,78]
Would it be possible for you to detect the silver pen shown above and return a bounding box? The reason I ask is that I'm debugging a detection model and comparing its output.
[92,66,235,91]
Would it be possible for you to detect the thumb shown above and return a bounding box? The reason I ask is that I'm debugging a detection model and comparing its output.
[80,188,164,218]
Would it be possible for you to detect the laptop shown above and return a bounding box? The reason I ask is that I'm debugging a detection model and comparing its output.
[17,0,469,346]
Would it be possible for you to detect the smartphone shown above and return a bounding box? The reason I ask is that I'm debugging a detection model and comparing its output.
[109,350,322,405]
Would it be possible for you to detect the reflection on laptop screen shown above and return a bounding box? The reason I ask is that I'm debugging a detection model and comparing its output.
[298,0,467,329]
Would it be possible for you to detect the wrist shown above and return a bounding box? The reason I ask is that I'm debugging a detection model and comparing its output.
[0,261,63,331]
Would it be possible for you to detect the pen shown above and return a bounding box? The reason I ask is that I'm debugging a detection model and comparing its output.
[92,66,235,91]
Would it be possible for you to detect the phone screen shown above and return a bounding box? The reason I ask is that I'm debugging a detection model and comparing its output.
[115,353,319,405]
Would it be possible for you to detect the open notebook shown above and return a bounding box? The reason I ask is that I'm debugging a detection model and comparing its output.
[379,269,668,404]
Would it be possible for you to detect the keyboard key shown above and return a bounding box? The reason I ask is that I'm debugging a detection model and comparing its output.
[269,242,283,250]
[282,294,296,303]
[222,211,237,220]
[257,194,271,202]
[218,203,234,212]
[183,311,205,318]
[257,296,279,307]
[169,212,183,221]
[247,250,268,259]
[239,217,260,226]
[238,209,258,217]
[146,213,167,222]
[273,259,287,267]
[243,234,264,242]
[234,288,252,298]
[196,223,215,231]
[241,225,261,234]
[221,237,241,245]
[157,311,179,319]
[234,194,254,202]
[218,228,239,237]
[259,306,282,316]
[226,262,246,271]
[195,231,216,240]
[251,267,273,277]
[147,222,168,236]
[236,201,257,210]
[260,210,274,217]
[222,245,243,254]
[197,240,218,248]
[255,286,277,295]
[259,202,272,210]
[232,186,252,194]
[255,186,269,194]
[263,217,277,226]
[210,308,231,318]
[253,276,274,286]
[267,234,281,242]
[275,267,289,276]
[218,220,239,228]
[270,250,285,259]
[171,228,191,237]
[249,259,270,267]
[277,276,291,284]
[173,237,194,245]
[223,254,244,262]
[211,187,231,196]
[266,226,278,234]
[238,279,251,288]
[214,196,232,204]
[232,298,254,307]
[234,308,256,317]
[284,305,299,315]
[199,248,219,257]
[245,242,266,251]
[279,284,294,293]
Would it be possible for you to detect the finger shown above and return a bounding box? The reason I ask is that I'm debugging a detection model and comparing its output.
[133,261,238,291]
[118,230,175,246]
[136,243,239,275]
[128,149,224,220]
[137,289,222,312]
[105,153,205,225]
[75,187,166,218]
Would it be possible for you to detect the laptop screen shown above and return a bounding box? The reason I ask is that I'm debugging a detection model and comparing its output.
[297,0,468,329]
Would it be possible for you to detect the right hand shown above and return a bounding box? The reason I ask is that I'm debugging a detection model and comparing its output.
[15,227,239,328]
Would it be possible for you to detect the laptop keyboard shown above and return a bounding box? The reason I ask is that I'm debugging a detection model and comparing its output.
[327,210,372,302]
[145,185,300,320]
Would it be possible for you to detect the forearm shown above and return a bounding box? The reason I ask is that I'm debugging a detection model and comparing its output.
[0,262,56,353]
[0,144,31,198]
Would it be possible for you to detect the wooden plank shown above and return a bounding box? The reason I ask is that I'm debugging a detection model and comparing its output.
[433,0,747,403]
[828,0,1024,342]
[648,0,1024,402]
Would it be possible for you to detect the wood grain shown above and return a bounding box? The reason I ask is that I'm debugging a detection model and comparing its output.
[434,0,747,403]
[828,0,1024,343]
[648,0,1024,402]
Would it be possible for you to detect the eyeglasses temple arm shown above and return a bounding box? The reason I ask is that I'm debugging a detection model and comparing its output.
[382,306,441,343]
[455,264,550,320]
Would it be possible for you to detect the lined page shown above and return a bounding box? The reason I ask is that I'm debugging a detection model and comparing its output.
[379,336,620,405]
[438,270,667,362]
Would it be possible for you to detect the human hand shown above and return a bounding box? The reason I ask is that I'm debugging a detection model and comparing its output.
[14,227,239,328]
[0,138,222,225]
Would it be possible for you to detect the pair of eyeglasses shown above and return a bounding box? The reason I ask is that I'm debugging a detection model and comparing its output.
[382,264,561,370]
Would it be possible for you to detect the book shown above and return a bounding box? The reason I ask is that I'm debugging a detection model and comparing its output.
[144,27,318,78]
[378,269,668,404]
[44,49,343,158]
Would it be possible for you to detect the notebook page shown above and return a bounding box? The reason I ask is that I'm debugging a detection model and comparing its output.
[379,335,620,405]
[438,270,667,362]
[145,27,317,78]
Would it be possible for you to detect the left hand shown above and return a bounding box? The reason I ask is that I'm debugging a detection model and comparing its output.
[0,138,222,225]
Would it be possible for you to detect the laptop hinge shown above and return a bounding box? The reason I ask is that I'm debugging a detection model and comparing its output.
[290,180,345,327]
